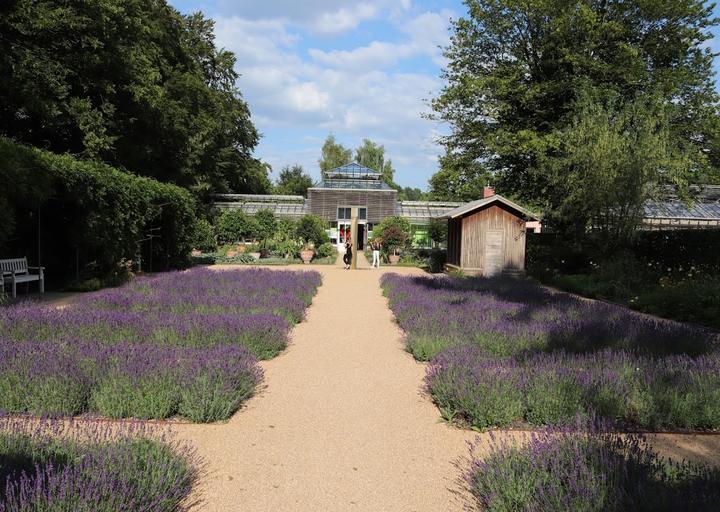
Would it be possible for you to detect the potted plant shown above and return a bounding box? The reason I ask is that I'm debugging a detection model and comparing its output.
[300,241,315,264]
[380,226,408,265]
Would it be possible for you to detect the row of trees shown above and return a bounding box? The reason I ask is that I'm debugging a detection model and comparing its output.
[429,0,720,244]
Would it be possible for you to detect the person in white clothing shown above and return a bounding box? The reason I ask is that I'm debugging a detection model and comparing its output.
[371,239,381,268]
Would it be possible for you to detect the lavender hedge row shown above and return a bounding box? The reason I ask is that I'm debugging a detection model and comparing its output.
[467,423,720,511]
[1,268,322,360]
[0,268,320,421]
[0,340,262,422]
[0,418,198,511]
[381,274,720,430]
[429,345,720,430]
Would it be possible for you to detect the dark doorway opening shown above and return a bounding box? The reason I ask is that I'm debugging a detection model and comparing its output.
[357,224,365,250]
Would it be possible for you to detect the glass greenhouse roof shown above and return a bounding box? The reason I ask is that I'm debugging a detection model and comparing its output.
[397,201,463,220]
[313,179,395,191]
[323,162,383,180]
[644,200,720,220]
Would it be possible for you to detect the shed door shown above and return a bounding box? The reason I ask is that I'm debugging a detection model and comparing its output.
[484,230,504,276]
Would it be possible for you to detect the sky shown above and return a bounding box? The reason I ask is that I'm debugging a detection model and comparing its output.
[168,0,720,191]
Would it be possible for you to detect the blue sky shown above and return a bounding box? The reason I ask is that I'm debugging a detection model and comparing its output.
[169,0,720,190]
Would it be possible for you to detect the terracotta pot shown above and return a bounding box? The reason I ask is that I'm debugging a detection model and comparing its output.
[191,249,201,257]
[300,249,314,264]
[226,250,237,258]
[389,254,400,265]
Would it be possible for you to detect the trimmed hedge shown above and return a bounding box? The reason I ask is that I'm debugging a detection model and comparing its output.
[0,137,196,280]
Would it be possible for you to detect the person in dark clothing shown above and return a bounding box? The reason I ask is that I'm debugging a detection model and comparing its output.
[343,241,352,269]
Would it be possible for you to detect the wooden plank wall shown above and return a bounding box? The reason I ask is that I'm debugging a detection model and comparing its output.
[459,204,527,273]
[308,189,397,223]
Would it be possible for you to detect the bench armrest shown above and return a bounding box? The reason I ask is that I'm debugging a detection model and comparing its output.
[27,266,44,278]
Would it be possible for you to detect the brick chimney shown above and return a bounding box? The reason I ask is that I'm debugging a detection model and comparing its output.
[483,186,495,198]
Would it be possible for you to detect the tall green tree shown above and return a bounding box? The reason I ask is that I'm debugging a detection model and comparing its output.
[546,93,690,244]
[429,153,493,201]
[431,0,719,233]
[0,0,264,196]
[318,135,352,172]
[398,187,428,201]
[355,138,398,188]
[275,165,314,197]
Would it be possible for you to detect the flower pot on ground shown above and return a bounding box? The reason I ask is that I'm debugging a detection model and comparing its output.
[389,254,401,265]
[300,249,314,264]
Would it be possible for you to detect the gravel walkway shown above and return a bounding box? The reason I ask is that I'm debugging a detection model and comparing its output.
[173,256,720,511]
[175,255,474,511]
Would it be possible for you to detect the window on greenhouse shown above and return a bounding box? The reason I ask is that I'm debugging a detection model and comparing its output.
[337,207,367,220]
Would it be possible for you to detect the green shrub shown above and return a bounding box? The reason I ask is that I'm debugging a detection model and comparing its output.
[315,242,336,259]
[192,218,217,252]
[254,208,277,240]
[215,210,259,244]
[428,248,447,273]
[374,216,411,254]
[296,214,329,246]
[0,137,196,278]
[634,278,720,329]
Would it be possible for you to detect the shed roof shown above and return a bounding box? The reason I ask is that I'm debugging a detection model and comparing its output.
[437,194,540,220]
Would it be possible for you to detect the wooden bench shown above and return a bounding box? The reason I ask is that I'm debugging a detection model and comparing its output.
[0,258,44,298]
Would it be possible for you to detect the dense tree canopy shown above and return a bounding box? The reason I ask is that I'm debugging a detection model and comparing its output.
[0,0,267,197]
[275,165,314,197]
[431,0,720,236]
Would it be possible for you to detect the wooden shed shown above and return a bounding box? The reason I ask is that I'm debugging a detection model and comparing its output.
[440,189,540,276]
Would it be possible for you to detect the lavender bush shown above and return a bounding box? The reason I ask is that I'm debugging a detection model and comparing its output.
[2,268,321,360]
[467,422,720,511]
[0,268,320,421]
[382,274,720,429]
[0,417,198,511]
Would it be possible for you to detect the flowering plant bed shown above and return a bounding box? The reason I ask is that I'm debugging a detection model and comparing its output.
[467,421,720,512]
[0,418,198,511]
[381,274,720,430]
[0,268,321,422]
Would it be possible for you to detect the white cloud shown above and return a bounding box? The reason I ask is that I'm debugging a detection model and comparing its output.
[207,8,454,188]
[214,0,409,34]
[312,3,379,34]
[308,10,452,70]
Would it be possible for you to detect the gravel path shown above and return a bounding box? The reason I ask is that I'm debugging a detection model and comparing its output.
[175,255,475,511]
[173,257,720,511]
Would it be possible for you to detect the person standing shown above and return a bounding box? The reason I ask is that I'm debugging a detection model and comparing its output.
[371,239,381,268]
[343,241,352,270]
